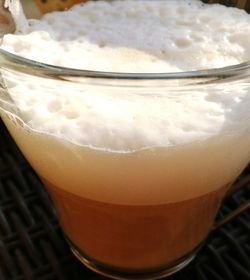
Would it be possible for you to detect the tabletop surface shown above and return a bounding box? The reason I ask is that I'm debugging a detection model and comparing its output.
[0,119,250,280]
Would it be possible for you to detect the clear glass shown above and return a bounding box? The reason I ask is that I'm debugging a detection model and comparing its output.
[0,48,250,280]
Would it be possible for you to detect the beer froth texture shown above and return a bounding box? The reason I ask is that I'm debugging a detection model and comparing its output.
[1,0,250,150]
[2,0,250,70]
[1,0,250,205]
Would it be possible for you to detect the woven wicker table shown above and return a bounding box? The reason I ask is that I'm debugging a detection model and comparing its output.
[0,119,249,280]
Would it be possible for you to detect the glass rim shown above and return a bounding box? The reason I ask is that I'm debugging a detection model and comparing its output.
[0,48,250,80]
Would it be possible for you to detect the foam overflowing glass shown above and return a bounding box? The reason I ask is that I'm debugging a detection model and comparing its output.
[0,48,250,279]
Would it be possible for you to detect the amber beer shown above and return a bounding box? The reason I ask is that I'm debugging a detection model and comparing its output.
[45,180,229,269]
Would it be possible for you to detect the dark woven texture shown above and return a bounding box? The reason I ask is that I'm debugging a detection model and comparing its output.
[0,119,250,280]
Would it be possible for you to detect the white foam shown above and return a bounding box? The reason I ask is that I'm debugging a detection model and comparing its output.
[2,0,250,71]
[0,0,250,152]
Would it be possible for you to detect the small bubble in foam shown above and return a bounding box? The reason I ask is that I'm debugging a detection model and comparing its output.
[27,84,36,90]
[207,111,222,117]
[89,14,98,23]
[190,34,203,43]
[48,100,62,113]
[198,15,212,23]
[175,38,191,48]
[60,125,70,135]
[47,17,56,25]
[159,9,168,18]
[177,6,186,15]
[63,110,79,120]
[176,19,192,27]
[98,39,106,48]
[182,126,192,132]
[26,98,36,106]
[205,95,219,103]
[78,30,87,36]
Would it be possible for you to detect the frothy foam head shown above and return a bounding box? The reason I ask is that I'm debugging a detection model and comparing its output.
[0,0,250,152]
[2,0,250,72]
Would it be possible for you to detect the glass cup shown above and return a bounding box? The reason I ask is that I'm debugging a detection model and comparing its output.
[0,49,250,279]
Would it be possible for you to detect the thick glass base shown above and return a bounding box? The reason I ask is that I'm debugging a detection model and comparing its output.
[68,238,200,280]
